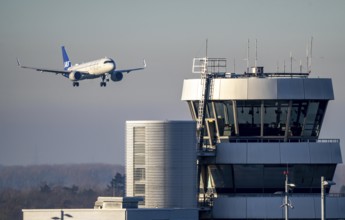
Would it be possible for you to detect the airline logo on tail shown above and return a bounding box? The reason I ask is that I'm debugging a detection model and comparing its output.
[64,61,71,69]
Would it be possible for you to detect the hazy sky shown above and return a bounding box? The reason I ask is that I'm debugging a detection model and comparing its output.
[1,0,345,165]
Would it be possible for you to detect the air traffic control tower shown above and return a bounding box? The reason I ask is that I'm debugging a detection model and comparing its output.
[181,58,345,219]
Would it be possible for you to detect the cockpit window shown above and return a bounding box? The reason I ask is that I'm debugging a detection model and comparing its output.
[104,60,114,64]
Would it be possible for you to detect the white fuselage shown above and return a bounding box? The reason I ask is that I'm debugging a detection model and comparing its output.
[68,58,115,78]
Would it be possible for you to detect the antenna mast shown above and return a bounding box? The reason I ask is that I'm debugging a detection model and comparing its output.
[233,58,236,73]
[255,39,258,68]
[247,39,250,73]
[310,36,313,73]
[306,40,309,72]
[206,39,208,58]
[290,52,293,73]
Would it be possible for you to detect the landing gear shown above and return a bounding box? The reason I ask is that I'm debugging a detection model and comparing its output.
[73,82,79,87]
[100,75,107,87]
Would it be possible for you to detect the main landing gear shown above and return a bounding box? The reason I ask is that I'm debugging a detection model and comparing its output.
[73,82,79,87]
[100,75,109,87]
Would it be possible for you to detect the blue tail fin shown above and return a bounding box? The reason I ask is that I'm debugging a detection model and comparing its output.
[62,46,71,70]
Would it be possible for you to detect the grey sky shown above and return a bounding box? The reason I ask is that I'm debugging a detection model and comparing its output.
[1,0,345,165]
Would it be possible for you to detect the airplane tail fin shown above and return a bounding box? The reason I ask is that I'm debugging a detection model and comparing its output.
[62,46,71,70]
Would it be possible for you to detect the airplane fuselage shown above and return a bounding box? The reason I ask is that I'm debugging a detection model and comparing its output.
[67,58,116,80]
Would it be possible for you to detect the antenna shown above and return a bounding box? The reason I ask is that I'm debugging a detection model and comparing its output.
[255,39,258,68]
[233,58,236,73]
[206,39,208,58]
[310,36,313,73]
[300,60,302,73]
[246,39,250,73]
[306,41,309,72]
[290,52,293,73]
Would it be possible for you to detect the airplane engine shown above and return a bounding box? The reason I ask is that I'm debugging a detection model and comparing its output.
[111,72,123,82]
[69,71,82,81]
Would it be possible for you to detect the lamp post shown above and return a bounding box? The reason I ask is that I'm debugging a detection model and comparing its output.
[51,210,73,220]
[281,171,295,220]
[321,176,335,220]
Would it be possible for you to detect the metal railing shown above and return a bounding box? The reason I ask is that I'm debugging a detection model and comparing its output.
[217,193,345,198]
[227,138,340,143]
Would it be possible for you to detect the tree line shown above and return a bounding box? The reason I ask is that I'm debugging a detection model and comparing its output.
[0,164,125,220]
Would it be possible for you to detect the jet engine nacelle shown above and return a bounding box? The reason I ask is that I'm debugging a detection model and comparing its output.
[69,71,82,81]
[111,72,123,82]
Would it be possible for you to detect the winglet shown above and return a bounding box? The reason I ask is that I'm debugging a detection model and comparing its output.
[143,59,147,68]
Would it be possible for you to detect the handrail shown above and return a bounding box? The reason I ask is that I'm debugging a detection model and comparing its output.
[227,138,340,143]
[218,193,345,197]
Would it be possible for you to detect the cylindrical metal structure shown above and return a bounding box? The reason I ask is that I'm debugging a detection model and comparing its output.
[126,120,197,208]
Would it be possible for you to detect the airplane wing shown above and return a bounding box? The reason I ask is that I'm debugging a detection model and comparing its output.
[19,66,71,74]
[115,60,146,74]
[17,58,71,74]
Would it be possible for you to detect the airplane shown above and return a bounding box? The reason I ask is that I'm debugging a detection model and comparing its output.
[17,46,146,87]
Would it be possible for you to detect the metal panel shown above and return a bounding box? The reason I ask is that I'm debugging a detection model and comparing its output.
[326,197,342,219]
[280,142,310,164]
[216,143,247,163]
[182,78,334,101]
[246,197,267,218]
[304,78,334,100]
[181,79,201,101]
[218,78,248,100]
[212,196,345,219]
[211,78,221,99]
[126,121,196,209]
[277,78,305,99]
[337,197,345,217]
[247,78,277,100]
[330,142,343,163]
[321,78,335,100]
[288,196,316,218]
[309,142,332,163]
[215,142,341,165]
[212,197,247,219]
[247,143,280,164]
[265,197,284,218]
[313,196,345,218]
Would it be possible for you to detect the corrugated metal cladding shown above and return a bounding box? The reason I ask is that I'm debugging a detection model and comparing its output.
[126,121,197,209]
